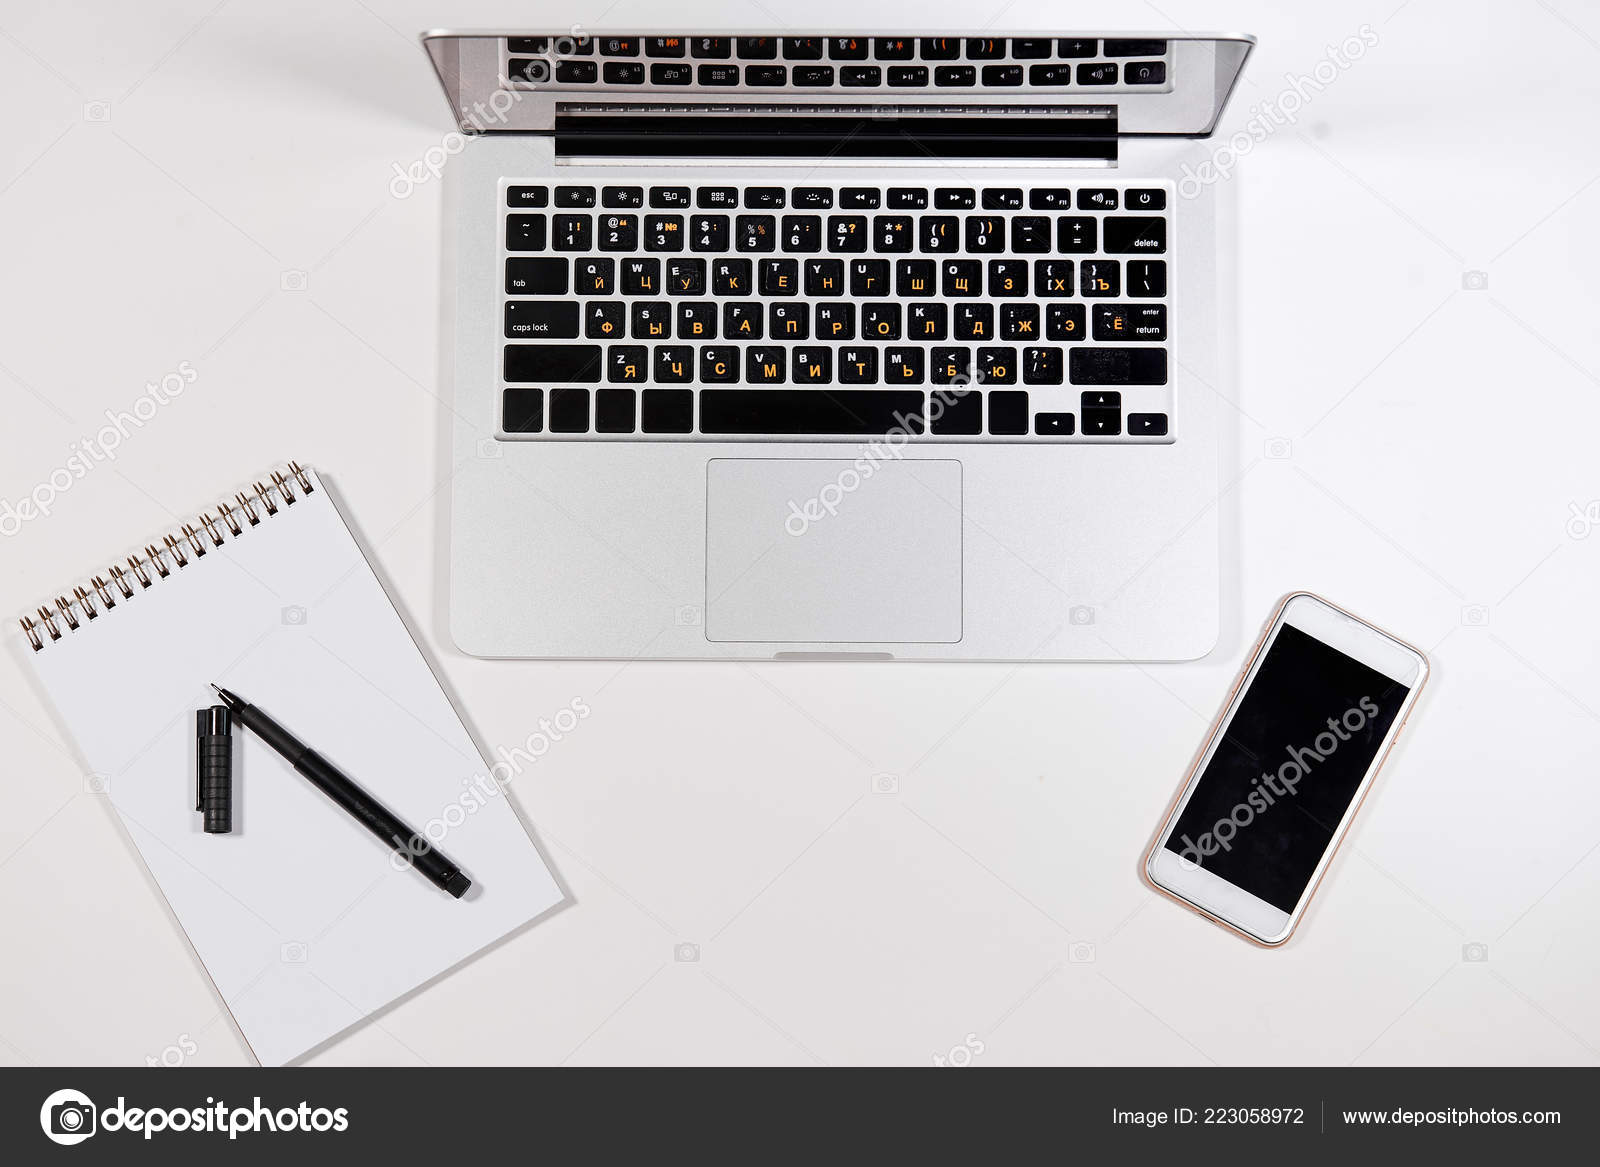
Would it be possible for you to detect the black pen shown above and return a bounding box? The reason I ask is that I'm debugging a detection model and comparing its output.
[211,684,471,899]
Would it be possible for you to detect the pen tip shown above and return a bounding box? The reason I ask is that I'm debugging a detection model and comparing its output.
[210,683,222,693]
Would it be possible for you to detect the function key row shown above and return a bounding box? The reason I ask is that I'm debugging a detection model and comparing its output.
[508,185,1166,212]
[509,36,1167,60]
[509,58,1165,87]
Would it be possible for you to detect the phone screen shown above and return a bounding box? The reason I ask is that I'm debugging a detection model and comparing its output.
[1163,623,1410,912]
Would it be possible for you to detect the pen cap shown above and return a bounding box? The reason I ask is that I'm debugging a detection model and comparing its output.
[196,704,233,834]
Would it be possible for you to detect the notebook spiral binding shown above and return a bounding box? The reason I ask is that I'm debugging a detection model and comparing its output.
[18,462,314,653]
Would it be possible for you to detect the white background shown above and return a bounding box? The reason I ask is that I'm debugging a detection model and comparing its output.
[1,0,1598,1066]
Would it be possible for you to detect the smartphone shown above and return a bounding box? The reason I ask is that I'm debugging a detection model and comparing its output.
[1144,593,1428,946]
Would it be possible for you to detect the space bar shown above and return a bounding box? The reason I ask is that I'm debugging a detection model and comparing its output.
[699,390,926,435]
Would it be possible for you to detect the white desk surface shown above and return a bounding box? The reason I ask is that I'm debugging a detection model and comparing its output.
[2,0,1598,1066]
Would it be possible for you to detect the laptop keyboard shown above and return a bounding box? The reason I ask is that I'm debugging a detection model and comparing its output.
[499,181,1172,442]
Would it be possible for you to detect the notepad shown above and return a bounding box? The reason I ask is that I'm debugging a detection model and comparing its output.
[22,464,563,1065]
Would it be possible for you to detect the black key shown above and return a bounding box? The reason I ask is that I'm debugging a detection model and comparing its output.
[769,302,808,339]
[690,214,730,251]
[712,258,751,295]
[1036,260,1074,298]
[874,38,915,60]
[697,187,739,208]
[828,214,868,252]
[816,302,855,340]
[936,65,976,86]
[1081,407,1120,436]
[930,389,981,435]
[840,187,881,208]
[1104,39,1168,56]
[653,346,694,382]
[1000,303,1038,339]
[888,66,928,86]
[700,347,738,382]
[908,303,947,340]
[642,389,693,433]
[759,258,798,295]
[506,214,547,251]
[604,61,645,84]
[737,215,776,252]
[988,258,1028,297]
[667,258,706,295]
[1114,303,1166,340]
[1011,216,1052,252]
[841,65,881,86]
[830,37,869,60]
[552,214,591,250]
[504,344,602,383]
[631,301,671,339]
[1129,413,1168,435]
[736,37,777,59]
[548,387,589,433]
[556,186,596,208]
[692,37,731,59]
[508,59,549,83]
[746,347,786,383]
[1078,187,1118,210]
[982,188,1024,209]
[650,186,691,208]
[874,215,914,252]
[646,37,686,57]
[575,257,614,295]
[724,301,762,339]
[794,65,834,86]
[595,388,636,433]
[1093,304,1134,341]
[1083,389,1120,409]
[746,65,788,86]
[931,347,970,384]
[651,63,693,85]
[603,186,644,208]
[977,347,1017,384]
[965,216,1005,252]
[989,390,1028,434]
[645,215,684,251]
[1126,188,1167,211]
[745,187,787,208]
[1012,39,1053,58]
[794,347,832,383]
[954,303,993,340]
[621,258,660,295]
[1080,260,1120,297]
[942,259,981,296]
[782,215,822,252]
[1127,260,1167,297]
[1029,64,1074,86]
[886,348,925,384]
[608,345,647,382]
[599,38,637,56]
[677,301,716,339]
[838,347,878,383]
[935,188,976,209]
[851,257,889,296]
[1022,346,1062,384]
[586,302,623,339]
[921,37,960,59]
[503,388,543,433]
[783,38,824,60]
[699,390,925,435]
[887,188,928,209]
[562,37,594,56]
[863,302,901,340]
[507,38,548,54]
[1057,38,1098,58]
[598,213,638,250]
[1046,303,1085,340]
[920,215,959,252]
[505,301,579,339]
[967,37,1007,59]
[1029,187,1072,210]
[792,187,833,209]
[1078,62,1118,86]
[1035,412,1075,435]
[896,259,936,296]
[982,65,1023,86]
[1125,61,1166,85]
[507,185,549,208]
[1071,348,1167,385]
[698,63,741,86]
[1057,216,1097,252]
[555,60,597,83]
[805,259,844,296]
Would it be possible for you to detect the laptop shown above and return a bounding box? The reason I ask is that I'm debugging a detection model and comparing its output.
[422,30,1254,660]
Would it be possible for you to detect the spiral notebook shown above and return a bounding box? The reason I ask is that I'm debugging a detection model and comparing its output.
[21,463,563,1065]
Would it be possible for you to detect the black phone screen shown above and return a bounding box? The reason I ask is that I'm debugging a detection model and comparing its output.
[1163,623,1410,913]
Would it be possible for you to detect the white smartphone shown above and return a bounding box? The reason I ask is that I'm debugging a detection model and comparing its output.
[1144,593,1428,946]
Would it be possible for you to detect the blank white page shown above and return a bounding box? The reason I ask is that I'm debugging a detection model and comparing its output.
[27,469,563,1065]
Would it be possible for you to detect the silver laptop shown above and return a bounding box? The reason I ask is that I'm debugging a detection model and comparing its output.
[422,30,1253,660]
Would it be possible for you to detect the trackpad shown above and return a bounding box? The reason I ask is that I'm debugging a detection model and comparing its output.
[706,458,962,644]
